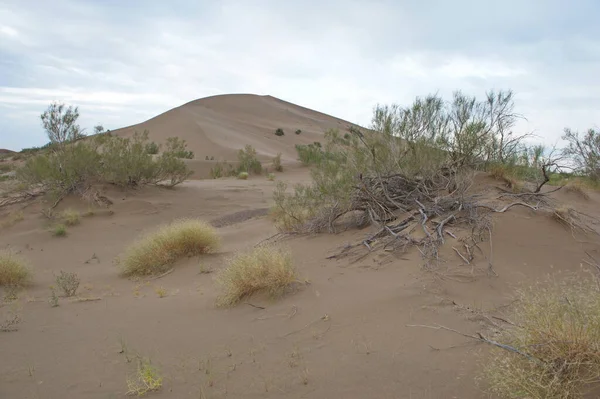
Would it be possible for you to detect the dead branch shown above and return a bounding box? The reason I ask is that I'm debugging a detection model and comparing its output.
[477,202,539,213]
[406,323,542,364]
[452,246,470,264]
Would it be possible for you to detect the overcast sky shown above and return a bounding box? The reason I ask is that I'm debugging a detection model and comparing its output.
[1,0,599,151]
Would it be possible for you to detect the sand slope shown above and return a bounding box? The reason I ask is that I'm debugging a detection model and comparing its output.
[111,94,356,165]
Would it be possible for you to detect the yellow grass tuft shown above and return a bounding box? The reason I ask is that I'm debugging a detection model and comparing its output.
[216,246,298,307]
[481,274,600,398]
[126,358,162,396]
[120,218,220,277]
[0,250,32,287]
[237,171,249,180]
[60,208,81,226]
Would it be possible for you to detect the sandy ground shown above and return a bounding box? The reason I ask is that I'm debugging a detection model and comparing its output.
[2,95,600,398]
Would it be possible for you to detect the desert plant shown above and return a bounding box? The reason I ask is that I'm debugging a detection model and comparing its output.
[481,274,600,399]
[272,153,283,172]
[216,246,297,307]
[237,145,262,175]
[40,102,85,148]
[145,142,159,155]
[210,161,235,179]
[275,128,285,136]
[120,218,220,277]
[48,287,59,307]
[126,357,163,396]
[295,129,302,135]
[295,143,327,165]
[52,224,67,237]
[1,211,24,229]
[55,271,80,297]
[267,173,276,181]
[60,208,81,226]
[164,137,194,159]
[0,250,31,287]
[562,128,600,181]
[238,171,249,180]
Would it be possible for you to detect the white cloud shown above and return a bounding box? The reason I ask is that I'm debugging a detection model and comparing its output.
[0,0,599,150]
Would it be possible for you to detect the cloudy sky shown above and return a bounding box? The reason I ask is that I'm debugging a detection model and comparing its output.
[1,0,599,150]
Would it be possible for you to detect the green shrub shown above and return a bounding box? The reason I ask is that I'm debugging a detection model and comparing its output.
[296,143,326,165]
[120,218,220,277]
[238,172,249,180]
[0,250,31,287]
[165,137,194,159]
[52,224,67,237]
[210,161,235,179]
[272,153,283,172]
[16,130,192,197]
[295,129,302,135]
[145,142,159,155]
[275,128,285,136]
[237,145,262,175]
[267,173,276,181]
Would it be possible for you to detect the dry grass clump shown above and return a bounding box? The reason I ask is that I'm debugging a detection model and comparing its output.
[0,250,31,287]
[216,246,298,307]
[120,218,220,277]
[60,208,81,226]
[126,358,162,396]
[52,223,67,237]
[482,274,600,398]
[237,171,249,180]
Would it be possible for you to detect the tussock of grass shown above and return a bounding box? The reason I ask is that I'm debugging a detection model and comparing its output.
[481,274,600,398]
[120,219,220,277]
[238,171,249,180]
[61,208,81,226]
[126,358,162,396]
[0,250,31,287]
[52,224,67,237]
[216,246,298,307]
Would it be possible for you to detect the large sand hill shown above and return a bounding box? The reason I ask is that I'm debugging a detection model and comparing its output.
[1,95,600,398]
[111,94,357,179]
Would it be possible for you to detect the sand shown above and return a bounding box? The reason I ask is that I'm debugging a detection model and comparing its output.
[1,95,600,399]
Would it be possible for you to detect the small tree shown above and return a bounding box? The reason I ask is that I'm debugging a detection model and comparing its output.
[275,128,285,136]
[93,124,105,135]
[562,128,600,180]
[40,102,85,147]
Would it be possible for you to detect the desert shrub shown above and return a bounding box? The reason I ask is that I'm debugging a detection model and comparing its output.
[55,271,80,297]
[145,142,159,155]
[275,128,285,136]
[52,224,67,237]
[120,218,220,277]
[216,246,297,307]
[562,128,600,181]
[481,274,600,399]
[17,129,192,196]
[210,161,235,179]
[0,250,31,287]
[267,173,276,181]
[60,208,81,226]
[0,163,13,173]
[238,171,249,180]
[272,153,283,172]
[165,137,194,159]
[295,143,326,165]
[126,357,162,396]
[295,129,302,135]
[237,145,262,175]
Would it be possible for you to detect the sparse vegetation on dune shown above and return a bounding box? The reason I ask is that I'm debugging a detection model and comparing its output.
[14,103,193,204]
[120,218,220,277]
[216,246,298,307]
[0,250,31,287]
[60,208,81,226]
[482,274,600,399]
[126,357,163,396]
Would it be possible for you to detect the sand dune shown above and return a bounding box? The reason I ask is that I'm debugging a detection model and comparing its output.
[1,95,600,398]
[112,94,356,164]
